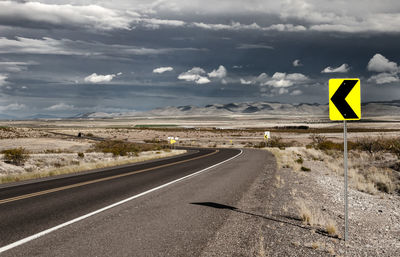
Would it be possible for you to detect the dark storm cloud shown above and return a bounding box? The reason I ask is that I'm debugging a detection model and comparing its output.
[1,0,400,118]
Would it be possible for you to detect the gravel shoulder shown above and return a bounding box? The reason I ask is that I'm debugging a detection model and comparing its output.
[200,148,400,256]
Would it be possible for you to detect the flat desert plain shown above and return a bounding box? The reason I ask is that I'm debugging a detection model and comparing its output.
[1,115,399,255]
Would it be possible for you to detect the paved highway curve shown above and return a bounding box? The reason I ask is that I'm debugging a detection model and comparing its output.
[0,148,241,253]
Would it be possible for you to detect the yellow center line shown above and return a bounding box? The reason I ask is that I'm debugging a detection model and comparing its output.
[0,150,219,205]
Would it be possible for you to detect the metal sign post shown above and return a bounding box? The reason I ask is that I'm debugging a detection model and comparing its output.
[343,120,348,241]
[329,78,361,242]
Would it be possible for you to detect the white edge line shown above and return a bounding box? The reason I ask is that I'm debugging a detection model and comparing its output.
[0,149,243,254]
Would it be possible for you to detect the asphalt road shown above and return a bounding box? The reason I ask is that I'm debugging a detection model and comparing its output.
[0,148,270,256]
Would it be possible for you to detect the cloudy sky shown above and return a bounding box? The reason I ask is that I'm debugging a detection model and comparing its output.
[1,0,400,117]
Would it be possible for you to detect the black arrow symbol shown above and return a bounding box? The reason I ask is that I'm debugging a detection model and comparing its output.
[331,80,359,119]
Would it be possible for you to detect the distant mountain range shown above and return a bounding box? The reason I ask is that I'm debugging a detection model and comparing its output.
[2,100,400,120]
[73,100,400,119]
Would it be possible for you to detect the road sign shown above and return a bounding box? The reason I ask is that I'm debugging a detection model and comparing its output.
[264,131,270,140]
[329,79,361,120]
[170,139,176,144]
[329,78,361,242]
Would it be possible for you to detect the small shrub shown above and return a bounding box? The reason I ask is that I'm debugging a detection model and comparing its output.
[316,140,342,151]
[86,133,94,137]
[53,162,63,168]
[93,140,166,156]
[356,138,377,154]
[1,148,30,166]
[301,166,311,172]
[77,152,85,158]
[310,134,326,146]
[376,182,390,193]
[295,157,304,164]
[70,160,80,165]
[253,141,267,148]
[267,136,291,149]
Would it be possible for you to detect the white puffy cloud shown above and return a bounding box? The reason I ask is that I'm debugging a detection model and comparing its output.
[208,65,227,78]
[0,74,8,86]
[293,59,302,67]
[262,72,308,87]
[240,72,308,88]
[45,103,75,111]
[367,54,400,84]
[367,54,398,73]
[178,67,210,84]
[368,73,399,84]
[290,89,303,96]
[196,76,211,84]
[240,78,253,85]
[277,88,289,95]
[84,73,120,83]
[0,1,136,30]
[0,103,26,111]
[153,67,174,73]
[321,63,350,73]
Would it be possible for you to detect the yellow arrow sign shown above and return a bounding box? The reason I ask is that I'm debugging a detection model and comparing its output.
[170,139,176,144]
[329,79,361,120]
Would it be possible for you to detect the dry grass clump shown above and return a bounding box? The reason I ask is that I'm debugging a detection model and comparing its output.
[1,148,30,166]
[311,242,320,249]
[301,140,399,195]
[297,199,313,225]
[325,219,337,236]
[296,199,338,236]
[353,166,397,194]
[268,147,303,171]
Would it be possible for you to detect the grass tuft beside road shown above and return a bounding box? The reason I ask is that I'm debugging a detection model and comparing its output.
[0,150,186,184]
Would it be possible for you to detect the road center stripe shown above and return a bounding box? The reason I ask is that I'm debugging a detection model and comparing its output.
[0,149,242,254]
[0,150,218,205]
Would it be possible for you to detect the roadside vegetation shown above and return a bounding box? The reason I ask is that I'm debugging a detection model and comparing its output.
[0,140,179,184]
[92,140,168,156]
[0,150,185,184]
[268,134,400,196]
[1,148,30,166]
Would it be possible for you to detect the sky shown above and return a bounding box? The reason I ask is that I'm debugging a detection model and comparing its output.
[1,0,400,118]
